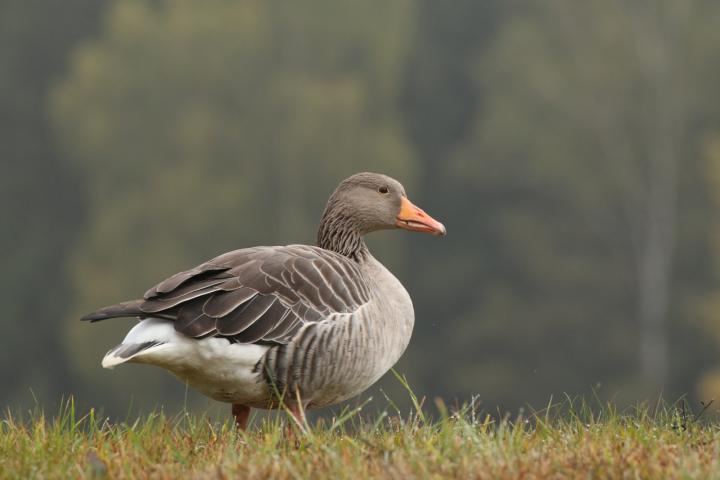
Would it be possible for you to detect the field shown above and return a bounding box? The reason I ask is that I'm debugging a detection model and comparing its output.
[2,394,720,479]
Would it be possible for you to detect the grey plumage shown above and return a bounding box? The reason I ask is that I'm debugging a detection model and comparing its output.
[83,172,445,413]
[107,341,163,359]
[83,245,370,348]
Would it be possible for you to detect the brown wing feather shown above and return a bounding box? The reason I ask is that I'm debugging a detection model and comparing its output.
[81,245,370,345]
[202,287,258,318]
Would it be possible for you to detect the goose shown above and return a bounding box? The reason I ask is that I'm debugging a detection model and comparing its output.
[82,172,446,429]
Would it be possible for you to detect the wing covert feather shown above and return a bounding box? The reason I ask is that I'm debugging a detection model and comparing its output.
[124,245,369,345]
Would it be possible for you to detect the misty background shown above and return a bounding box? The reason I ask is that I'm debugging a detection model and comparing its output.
[4,0,720,419]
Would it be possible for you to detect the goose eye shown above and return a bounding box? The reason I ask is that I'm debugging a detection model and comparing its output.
[378,186,389,194]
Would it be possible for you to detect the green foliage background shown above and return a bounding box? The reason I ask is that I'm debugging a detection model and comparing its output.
[4,0,720,416]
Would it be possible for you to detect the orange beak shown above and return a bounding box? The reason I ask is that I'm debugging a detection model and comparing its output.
[396,196,446,236]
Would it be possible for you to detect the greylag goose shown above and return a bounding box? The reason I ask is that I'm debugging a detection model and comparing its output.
[82,172,445,429]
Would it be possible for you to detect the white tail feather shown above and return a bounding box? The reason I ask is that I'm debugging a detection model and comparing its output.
[101,318,179,369]
[101,341,169,369]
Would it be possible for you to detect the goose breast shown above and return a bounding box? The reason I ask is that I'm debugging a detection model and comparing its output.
[256,254,414,408]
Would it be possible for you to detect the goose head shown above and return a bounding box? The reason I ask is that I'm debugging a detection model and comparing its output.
[319,172,446,239]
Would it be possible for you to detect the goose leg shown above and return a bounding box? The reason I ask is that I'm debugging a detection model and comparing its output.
[288,404,306,426]
[285,403,307,438]
[232,404,250,430]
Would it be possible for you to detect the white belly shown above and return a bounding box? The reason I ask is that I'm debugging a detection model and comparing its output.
[111,319,270,405]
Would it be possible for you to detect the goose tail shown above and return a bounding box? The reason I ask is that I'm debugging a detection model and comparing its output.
[100,318,179,369]
[102,341,167,369]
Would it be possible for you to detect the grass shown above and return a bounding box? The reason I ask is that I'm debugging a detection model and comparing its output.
[2,392,720,479]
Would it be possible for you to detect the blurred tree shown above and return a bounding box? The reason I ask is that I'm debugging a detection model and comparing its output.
[0,0,105,408]
[52,0,416,414]
[398,0,506,399]
[697,136,720,400]
[440,0,720,407]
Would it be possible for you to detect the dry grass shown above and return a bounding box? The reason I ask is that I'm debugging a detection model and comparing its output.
[2,394,720,479]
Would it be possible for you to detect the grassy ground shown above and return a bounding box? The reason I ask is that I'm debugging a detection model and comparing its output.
[2,394,720,479]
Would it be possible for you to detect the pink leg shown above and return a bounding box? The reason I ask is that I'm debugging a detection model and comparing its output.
[232,404,251,430]
[286,404,307,438]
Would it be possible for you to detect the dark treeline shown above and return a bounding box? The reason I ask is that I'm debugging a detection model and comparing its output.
[4,0,720,417]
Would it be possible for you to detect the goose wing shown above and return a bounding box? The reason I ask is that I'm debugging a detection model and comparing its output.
[81,245,371,345]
